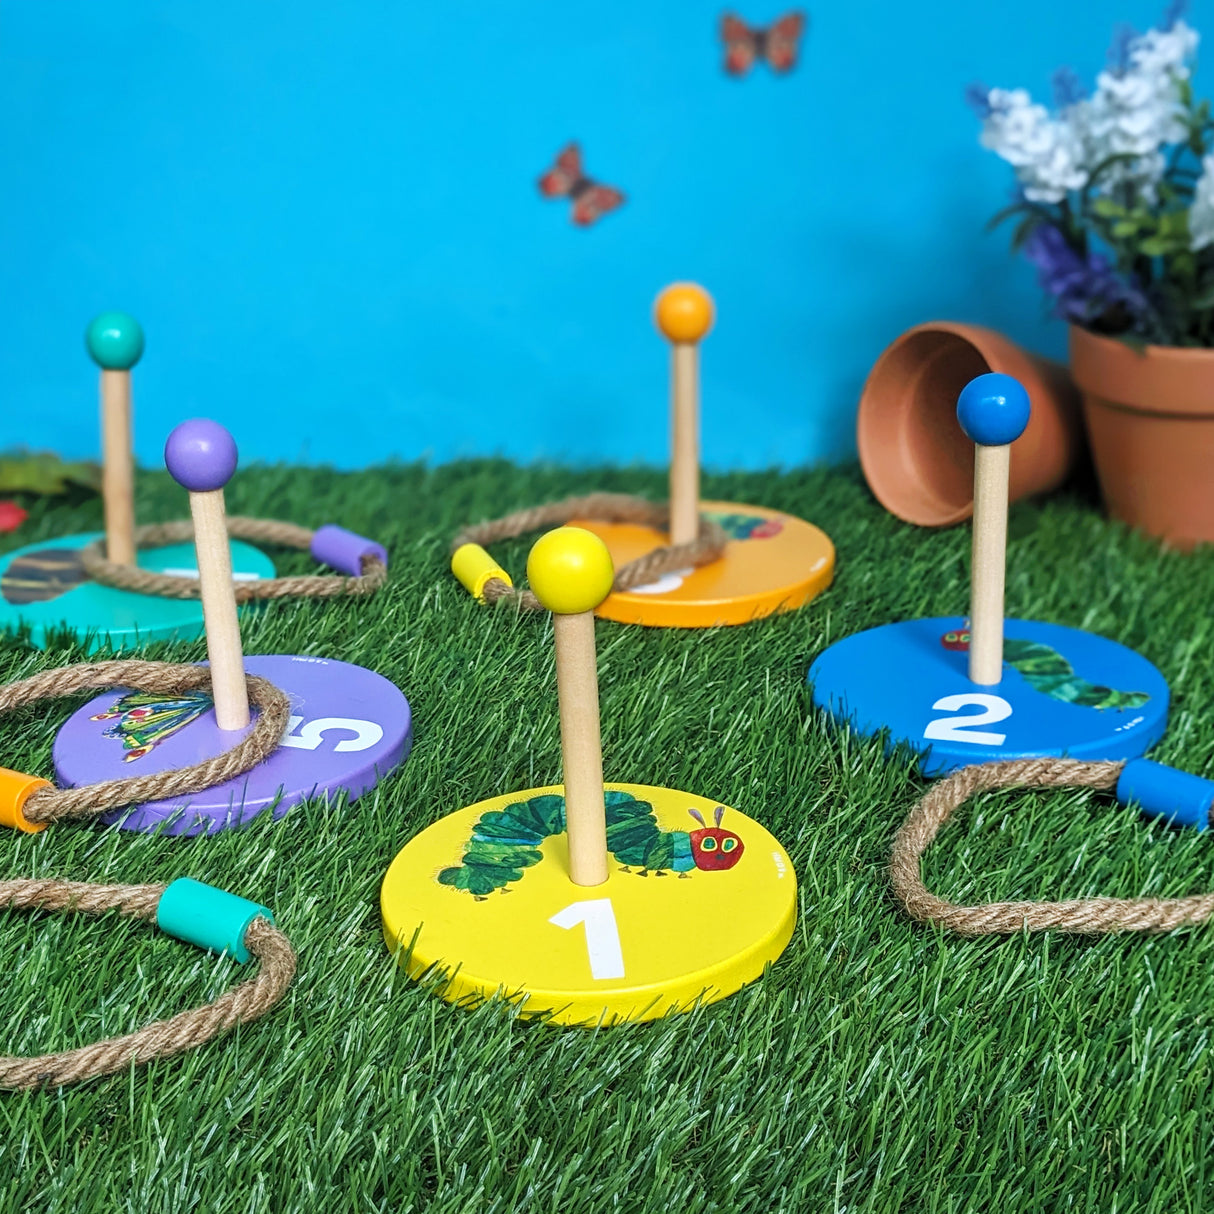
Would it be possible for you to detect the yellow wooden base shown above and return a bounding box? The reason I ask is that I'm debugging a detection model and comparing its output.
[572,500,834,627]
[381,783,797,1025]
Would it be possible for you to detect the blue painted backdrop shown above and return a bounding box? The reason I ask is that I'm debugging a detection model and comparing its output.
[1,0,1204,470]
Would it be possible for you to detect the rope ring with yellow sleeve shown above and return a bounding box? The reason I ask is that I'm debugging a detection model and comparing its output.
[0,661,290,833]
[890,758,1214,935]
[450,493,728,609]
[79,517,387,601]
[0,877,295,1089]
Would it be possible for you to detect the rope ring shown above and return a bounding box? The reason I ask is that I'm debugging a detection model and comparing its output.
[890,758,1214,936]
[0,879,295,1089]
[450,492,728,610]
[79,517,387,602]
[0,661,290,830]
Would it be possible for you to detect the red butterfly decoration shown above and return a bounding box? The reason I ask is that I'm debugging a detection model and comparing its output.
[720,11,807,76]
[537,143,626,227]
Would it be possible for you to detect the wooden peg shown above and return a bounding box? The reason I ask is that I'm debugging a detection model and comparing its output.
[956,374,1032,686]
[86,313,145,567]
[527,527,616,886]
[164,419,248,730]
[654,284,715,546]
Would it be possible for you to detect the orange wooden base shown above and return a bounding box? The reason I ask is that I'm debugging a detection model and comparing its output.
[573,500,834,628]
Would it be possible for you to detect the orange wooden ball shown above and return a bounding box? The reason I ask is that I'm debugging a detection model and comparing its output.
[654,284,715,344]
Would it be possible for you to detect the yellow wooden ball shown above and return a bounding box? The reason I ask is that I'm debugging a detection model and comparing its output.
[527,527,615,614]
[654,283,715,344]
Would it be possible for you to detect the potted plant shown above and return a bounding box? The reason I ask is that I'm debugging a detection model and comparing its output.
[0,450,101,536]
[969,3,1214,548]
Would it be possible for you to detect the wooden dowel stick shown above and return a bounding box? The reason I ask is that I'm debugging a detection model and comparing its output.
[188,489,250,730]
[100,369,136,566]
[553,610,608,886]
[968,443,1010,686]
[655,284,713,546]
[669,343,700,547]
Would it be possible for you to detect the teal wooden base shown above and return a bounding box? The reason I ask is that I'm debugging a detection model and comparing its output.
[0,532,275,652]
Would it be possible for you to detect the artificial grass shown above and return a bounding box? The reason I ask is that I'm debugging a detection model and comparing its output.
[1,459,1214,1213]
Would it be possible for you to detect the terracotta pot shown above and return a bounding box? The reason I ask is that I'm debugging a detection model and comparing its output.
[1070,326,1214,549]
[857,322,1084,526]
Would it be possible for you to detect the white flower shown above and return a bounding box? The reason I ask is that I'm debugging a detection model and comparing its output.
[1080,20,1197,199]
[1131,19,1198,78]
[975,19,1200,205]
[1190,153,1214,251]
[979,87,1089,203]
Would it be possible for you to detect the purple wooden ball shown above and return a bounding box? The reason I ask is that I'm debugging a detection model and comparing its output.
[164,419,238,492]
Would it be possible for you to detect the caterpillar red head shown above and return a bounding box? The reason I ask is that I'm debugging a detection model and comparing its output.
[537,143,626,227]
[720,11,807,76]
[941,628,971,652]
[688,806,745,871]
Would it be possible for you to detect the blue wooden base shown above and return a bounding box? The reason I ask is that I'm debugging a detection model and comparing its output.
[807,617,1169,775]
[0,532,275,653]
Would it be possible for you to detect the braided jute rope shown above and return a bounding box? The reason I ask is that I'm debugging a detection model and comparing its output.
[79,517,386,601]
[2,662,290,826]
[453,493,728,610]
[891,758,1214,935]
[0,879,295,1089]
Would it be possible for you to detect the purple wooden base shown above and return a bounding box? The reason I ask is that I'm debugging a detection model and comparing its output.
[53,655,412,836]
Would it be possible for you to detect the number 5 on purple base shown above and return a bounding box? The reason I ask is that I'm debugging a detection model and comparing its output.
[807,616,1169,776]
[53,654,412,835]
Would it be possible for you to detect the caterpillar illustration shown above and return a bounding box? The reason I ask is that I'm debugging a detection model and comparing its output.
[438,790,745,898]
[940,629,1150,710]
[705,511,784,541]
[1,547,88,605]
[91,690,214,761]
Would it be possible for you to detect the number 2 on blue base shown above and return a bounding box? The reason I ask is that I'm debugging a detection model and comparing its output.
[924,693,1012,747]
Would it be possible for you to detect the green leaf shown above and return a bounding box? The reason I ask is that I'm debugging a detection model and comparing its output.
[1111,221,1142,238]
[0,451,101,497]
[1087,152,1146,190]
[1113,330,1152,353]
[1091,198,1128,218]
[1138,235,1188,256]
[1158,211,1189,239]
[984,202,1032,233]
[1010,214,1045,252]
[1172,251,1196,280]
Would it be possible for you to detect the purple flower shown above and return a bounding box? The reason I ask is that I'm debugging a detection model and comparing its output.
[1052,67,1085,108]
[964,81,992,119]
[1022,224,1147,324]
[1106,23,1137,73]
[1162,0,1188,32]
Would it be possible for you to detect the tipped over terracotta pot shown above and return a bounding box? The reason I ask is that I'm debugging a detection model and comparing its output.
[857,322,1084,526]
[1070,326,1214,550]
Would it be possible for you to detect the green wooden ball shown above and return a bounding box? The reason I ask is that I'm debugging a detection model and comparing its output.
[85,312,145,370]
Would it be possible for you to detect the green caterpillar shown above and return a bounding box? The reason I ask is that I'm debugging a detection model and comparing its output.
[438,790,745,898]
[704,511,783,541]
[941,629,1150,710]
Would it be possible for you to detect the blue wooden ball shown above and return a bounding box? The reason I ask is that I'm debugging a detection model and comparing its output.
[955,373,1031,446]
